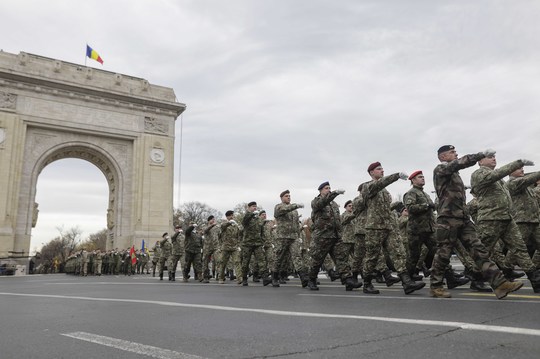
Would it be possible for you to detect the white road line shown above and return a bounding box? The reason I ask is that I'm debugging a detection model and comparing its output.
[2,292,540,337]
[298,293,540,304]
[61,331,206,359]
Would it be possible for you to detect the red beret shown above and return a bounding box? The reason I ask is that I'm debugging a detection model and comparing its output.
[408,170,423,180]
[367,162,381,173]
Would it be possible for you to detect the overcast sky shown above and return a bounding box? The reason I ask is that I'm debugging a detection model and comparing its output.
[2,1,540,252]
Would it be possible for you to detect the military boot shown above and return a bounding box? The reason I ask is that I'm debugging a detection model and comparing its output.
[526,270,540,293]
[470,280,492,292]
[262,274,272,286]
[168,272,172,281]
[252,272,261,283]
[307,279,319,290]
[430,287,451,298]
[383,269,401,287]
[229,270,236,281]
[444,269,470,289]
[421,264,431,278]
[171,272,176,282]
[344,277,363,291]
[327,269,340,282]
[494,280,523,299]
[159,272,163,281]
[279,271,287,284]
[362,275,380,294]
[504,268,526,281]
[411,269,423,282]
[242,276,249,286]
[400,272,425,294]
[272,272,281,287]
[298,270,309,288]
[375,271,385,283]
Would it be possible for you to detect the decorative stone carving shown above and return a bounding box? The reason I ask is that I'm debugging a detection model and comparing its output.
[107,208,114,229]
[0,92,17,110]
[144,117,168,135]
[32,203,39,228]
[150,148,165,164]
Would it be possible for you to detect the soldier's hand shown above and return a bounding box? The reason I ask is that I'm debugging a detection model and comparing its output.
[483,148,496,157]
[521,159,535,166]
[192,223,198,228]
[229,219,237,225]
[297,203,304,208]
[237,247,242,252]
[253,210,260,215]
[399,172,409,180]
[335,189,345,195]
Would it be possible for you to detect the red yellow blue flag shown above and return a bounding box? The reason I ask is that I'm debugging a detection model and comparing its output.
[86,44,104,64]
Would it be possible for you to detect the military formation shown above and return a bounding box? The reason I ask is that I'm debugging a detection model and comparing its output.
[65,145,540,300]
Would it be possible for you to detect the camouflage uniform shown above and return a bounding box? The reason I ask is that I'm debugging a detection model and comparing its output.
[80,250,89,276]
[341,209,362,274]
[308,191,352,285]
[218,220,242,282]
[471,160,536,274]
[93,250,103,276]
[241,211,268,284]
[170,229,185,278]
[403,184,436,275]
[158,236,173,280]
[184,225,203,281]
[202,223,220,281]
[261,219,276,275]
[151,243,161,277]
[508,171,540,269]
[273,202,303,280]
[431,152,507,291]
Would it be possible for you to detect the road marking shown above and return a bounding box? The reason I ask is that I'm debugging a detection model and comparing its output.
[1,292,539,337]
[61,331,206,359]
[298,293,540,304]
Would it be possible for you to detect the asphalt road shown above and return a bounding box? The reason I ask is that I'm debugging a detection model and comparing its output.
[0,272,539,359]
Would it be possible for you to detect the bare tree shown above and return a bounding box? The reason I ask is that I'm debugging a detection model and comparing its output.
[81,228,108,251]
[175,202,222,228]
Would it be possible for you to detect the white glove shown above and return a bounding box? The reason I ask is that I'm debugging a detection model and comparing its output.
[483,148,496,157]
[303,224,308,228]
[520,159,535,166]
[335,189,345,195]
[297,203,304,208]
[192,223,198,228]
[399,172,408,180]
[253,210,260,215]
[237,247,241,252]
[200,249,203,253]
[229,220,237,225]
[271,244,275,249]
[179,229,183,233]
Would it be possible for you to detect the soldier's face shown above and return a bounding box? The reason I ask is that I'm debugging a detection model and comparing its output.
[412,174,425,186]
[370,166,384,179]
[248,204,257,212]
[479,155,497,169]
[345,203,353,212]
[282,194,291,204]
[440,149,458,162]
[511,168,524,177]
[320,185,331,196]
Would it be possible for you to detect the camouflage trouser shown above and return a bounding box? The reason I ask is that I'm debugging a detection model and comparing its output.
[323,254,335,271]
[219,249,242,281]
[431,217,505,289]
[364,229,407,276]
[184,251,202,280]
[241,244,267,278]
[515,222,540,269]
[158,256,173,277]
[202,247,216,279]
[93,261,102,275]
[477,219,535,272]
[264,245,276,273]
[291,239,308,273]
[170,254,184,274]
[273,238,295,274]
[308,236,351,281]
[342,242,363,273]
[406,231,436,274]
[354,233,387,274]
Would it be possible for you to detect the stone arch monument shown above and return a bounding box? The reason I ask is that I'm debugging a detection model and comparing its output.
[0,51,185,262]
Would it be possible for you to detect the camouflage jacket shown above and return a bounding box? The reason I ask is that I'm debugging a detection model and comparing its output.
[262,221,276,248]
[507,171,540,223]
[184,226,203,253]
[341,210,356,243]
[434,153,484,219]
[159,238,172,258]
[219,221,240,250]
[470,160,524,221]
[398,215,408,238]
[310,191,342,239]
[171,231,185,255]
[274,203,302,239]
[242,212,264,245]
[352,193,367,235]
[467,198,479,223]
[203,224,220,250]
[362,173,400,230]
[151,245,161,261]
[404,185,435,233]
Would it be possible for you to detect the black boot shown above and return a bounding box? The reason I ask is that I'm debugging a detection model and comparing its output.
[344,277,363,291]
[421,264,431,277]
[383,269,401,287]
[526,270,540,293]
[159,272,163,281]
[400,272,425,294]
[253,272,261,283]
[229,270,236,281]
[444,269,470,289]
[504,268,526,281]
[307,278,319,290]
[327,269,340,282]
[362,275,380,294]
[411,269,423,281]
[168,272,172,281]
[279,271,287,284]
[308,267,319,290]
[171,272,175,282]
[298,270,309,288]
[375,271,385,283]
[242,276,249,286]
[262,274,272,286]
[470,280,492,292]
[272,272,281,287]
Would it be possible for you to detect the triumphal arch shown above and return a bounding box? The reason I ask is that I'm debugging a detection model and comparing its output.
[0,51,185,262]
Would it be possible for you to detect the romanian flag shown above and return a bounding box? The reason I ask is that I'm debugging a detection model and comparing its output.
[130,245,137,265]
[86,44,104,64]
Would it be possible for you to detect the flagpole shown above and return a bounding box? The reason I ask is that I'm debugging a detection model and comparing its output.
[177,113,184,207]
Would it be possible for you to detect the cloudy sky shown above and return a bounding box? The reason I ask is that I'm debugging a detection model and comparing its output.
[2,1,540,252]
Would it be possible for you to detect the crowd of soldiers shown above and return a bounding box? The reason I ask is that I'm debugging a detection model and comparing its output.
[67,145,540,300]
[64,247,152,276]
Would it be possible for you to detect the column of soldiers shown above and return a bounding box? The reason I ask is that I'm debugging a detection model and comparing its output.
[64,144,540,300]
[64,247,152,276]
